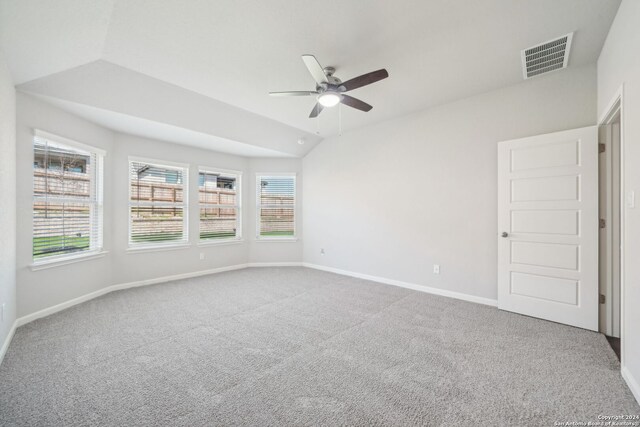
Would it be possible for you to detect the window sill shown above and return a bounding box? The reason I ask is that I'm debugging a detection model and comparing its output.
[126,243,190,254]
[30,251,109,271]
[254,237,299,243]
[198,239,244,247]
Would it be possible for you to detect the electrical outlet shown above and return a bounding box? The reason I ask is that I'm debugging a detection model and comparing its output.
[199,253,205,260]
[320,248,325,255]
[433,265,440,274]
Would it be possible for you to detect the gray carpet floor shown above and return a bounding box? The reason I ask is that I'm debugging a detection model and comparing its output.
[1,267,638,426]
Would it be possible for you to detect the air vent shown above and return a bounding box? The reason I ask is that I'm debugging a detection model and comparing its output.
[521,33,573,79]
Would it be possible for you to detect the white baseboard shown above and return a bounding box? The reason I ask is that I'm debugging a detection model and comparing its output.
[16,286,113,327]
[16,263,249,327]
[107,263,249,293]
[622,366,640,405]
[0,320,18,365]
[302,262,498,307]
[14,261,495,330]
[6,262,494,367]
[247,262,303,267]
[5,260,636,407]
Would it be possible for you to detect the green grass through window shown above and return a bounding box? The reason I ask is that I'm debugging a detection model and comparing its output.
[200,231,237,240]
[131,232,184,243]
[260,231,294,237]
[33,236,90,259]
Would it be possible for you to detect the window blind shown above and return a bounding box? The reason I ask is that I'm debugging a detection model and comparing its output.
[256,175,295,238]
[199,170,241,241]
[129,160,187,245]
[33,135,103,260]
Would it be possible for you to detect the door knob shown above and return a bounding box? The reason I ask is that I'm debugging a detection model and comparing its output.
[501,232,509,238]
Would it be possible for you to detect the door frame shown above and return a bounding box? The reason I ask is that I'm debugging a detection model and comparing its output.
[598,84,625,366]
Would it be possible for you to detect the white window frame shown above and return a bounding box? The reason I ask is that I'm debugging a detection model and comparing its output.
[198,166,243,244]
[32,130,106,266]
[128,156,189,250]
[255,173,297,241]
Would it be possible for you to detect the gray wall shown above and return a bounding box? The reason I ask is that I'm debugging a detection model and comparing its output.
[303,64,597,301]
[0,51,16,355]
[597,0,640,400]
[109,136,304,283]
[109,133,250,285]
[16,93,115,317]
[15,93,303,317]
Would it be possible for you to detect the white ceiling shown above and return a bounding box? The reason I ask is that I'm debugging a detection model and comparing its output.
[0,0,621,155]
[18,61,318,157]
[29,93,295,158]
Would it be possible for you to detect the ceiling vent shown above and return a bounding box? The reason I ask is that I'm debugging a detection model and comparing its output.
[521,32,573,79]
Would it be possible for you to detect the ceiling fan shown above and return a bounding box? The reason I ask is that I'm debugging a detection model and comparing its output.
[269,55,389,118]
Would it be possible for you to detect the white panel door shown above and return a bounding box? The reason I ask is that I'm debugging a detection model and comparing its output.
[497,126,599,331]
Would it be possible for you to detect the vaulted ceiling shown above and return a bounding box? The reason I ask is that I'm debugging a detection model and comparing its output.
[0,0,621,157]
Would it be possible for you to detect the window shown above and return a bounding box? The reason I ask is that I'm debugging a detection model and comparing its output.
[256,174,296,239]
[129,159,188,247]
[33,131,104,262]
[199,169,241,242]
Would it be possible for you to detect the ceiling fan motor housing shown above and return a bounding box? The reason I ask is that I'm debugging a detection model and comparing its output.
[268,54,388,117]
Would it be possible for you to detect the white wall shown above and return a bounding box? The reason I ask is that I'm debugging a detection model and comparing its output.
[0,51,17,354]
[597,0,640,401]
[110,136,304,284]
[303,64,597,301]
[110,133,250,285]
[15,94,304,318]
[16,93,115,317]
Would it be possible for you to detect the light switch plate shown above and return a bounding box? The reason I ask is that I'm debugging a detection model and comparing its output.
[627,191,635,209]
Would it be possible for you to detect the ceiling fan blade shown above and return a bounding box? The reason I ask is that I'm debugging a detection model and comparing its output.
[269,91,317,97]
[340,95,373,112]
[302,54,328,85]
[309,102,324,118]
[341,69,389,92]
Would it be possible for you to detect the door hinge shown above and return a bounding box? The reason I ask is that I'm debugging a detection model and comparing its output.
[600,218,606,229]
[599,143,606,153]
[599,294,606,304]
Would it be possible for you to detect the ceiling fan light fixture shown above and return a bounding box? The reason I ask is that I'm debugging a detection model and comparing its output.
[318,92,341,107]
[272,55,388,118]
